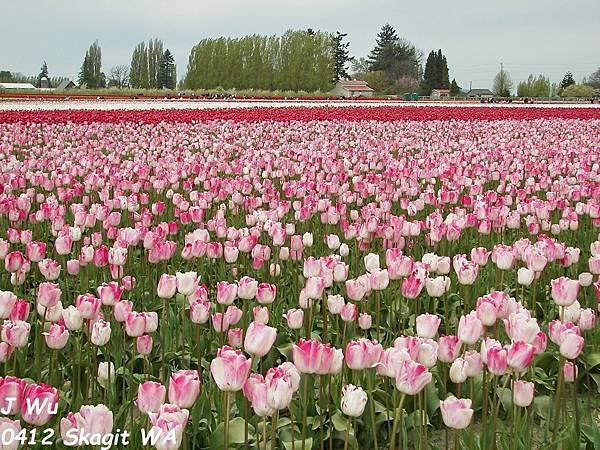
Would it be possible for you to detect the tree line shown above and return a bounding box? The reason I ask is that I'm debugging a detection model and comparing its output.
[2,26,599,96]
[184,30,335,92]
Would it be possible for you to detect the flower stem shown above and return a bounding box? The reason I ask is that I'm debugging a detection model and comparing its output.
[224,391,231,450]
[271,411,278,450]
[390,393,406,450]
[367,371,379,450]
[301,374,309,450]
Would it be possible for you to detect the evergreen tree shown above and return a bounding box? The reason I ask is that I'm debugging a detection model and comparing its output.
[560,71,575,89]
[78,41,104,88]
[37,61,50,87]
[450,78,460,96]
[368,24,398,70]
[158,49,176,89]
[421,49,449,94]
[367,24,421,82]
[333,32,352,82]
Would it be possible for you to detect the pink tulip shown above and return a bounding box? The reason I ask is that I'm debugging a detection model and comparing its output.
[0,417,21,449]
[75,294,101,320]
[395,359,432,395]
[470,247,490,266]
[292,339,336,374]
[455,259,479,285]
[176,271,198,296]
[559,332,584,359]
[512,380,534,407]
[59,404,113,442]
[97,282,123,306]
[147,404,189,450]
[551,277,580,307]
[340,303,358,322]
[168,369,201,408]
[125,312,146,337]
[463,350,483,377]
[304,276,326,299]
[345,338,383,370]
[212,313,230,332]
[284,308,304,329]
[136,335,153,354]
[243,373,275,417]
[358,313,372,330]
[376,347,410,377]
[157,274,177,299]
[21,383,59,426]
[1,320,30,348]
[506,341,535,371]
[228,328,243,347]
[486,346,508,376]
[0,291,17,319]
[416,313,441,338]
[90,319,111,346]
[256,283,277,304]
[341,384,368,417]
[491,244,515,270]
[563,361,578,382]
[401,275,425,299]
[244,321,277,357]
[4,251,25,273]
[210,345,252,391]
[135,381,166,413]
[440,396,473,429]
[113,300,133,322]
[66,259,80,275]
[37,282,61,309]
[457,312,483,345]
[264,365,296,409]
[476,296,499,326]
[449,358,468,383]
[425,276,451,297]
[216,281,237,305]
[237,276,258,300]
[190,299,211,324]
[44,323,69,349]
[0,376,27,415]
[26,241,46,263]
[437,335,461,363]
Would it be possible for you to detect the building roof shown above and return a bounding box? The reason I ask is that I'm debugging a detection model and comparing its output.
[0,82,36,89]
[467,88,494,96]
[431,89,450,93]
[56,79,76,90]
[337,80,374,92]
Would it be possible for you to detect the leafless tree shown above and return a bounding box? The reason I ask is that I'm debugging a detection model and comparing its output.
[108,64,129,89]
[493,70,513,96]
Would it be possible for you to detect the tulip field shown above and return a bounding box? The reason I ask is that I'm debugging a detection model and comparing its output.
[1,103,600,449]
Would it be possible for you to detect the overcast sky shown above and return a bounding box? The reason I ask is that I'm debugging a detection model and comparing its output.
[2,0,599,89]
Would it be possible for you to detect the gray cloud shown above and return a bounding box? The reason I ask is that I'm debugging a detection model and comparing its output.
[1,0,598,90]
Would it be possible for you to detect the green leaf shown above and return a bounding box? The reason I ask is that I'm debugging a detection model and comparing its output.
[533,395,552,420]
[496,387,512,413]
[331,412,350,431]
[283,437,313,450]
[584,353,600,369]
[581,423,600,448]
[209,417,255,450]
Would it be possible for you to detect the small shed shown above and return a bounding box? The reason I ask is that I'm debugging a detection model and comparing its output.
[56,79,77,90]
[0,82,36,90]
[332,80,375,98]
[430,89,450,99]
[467,88,494,99]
